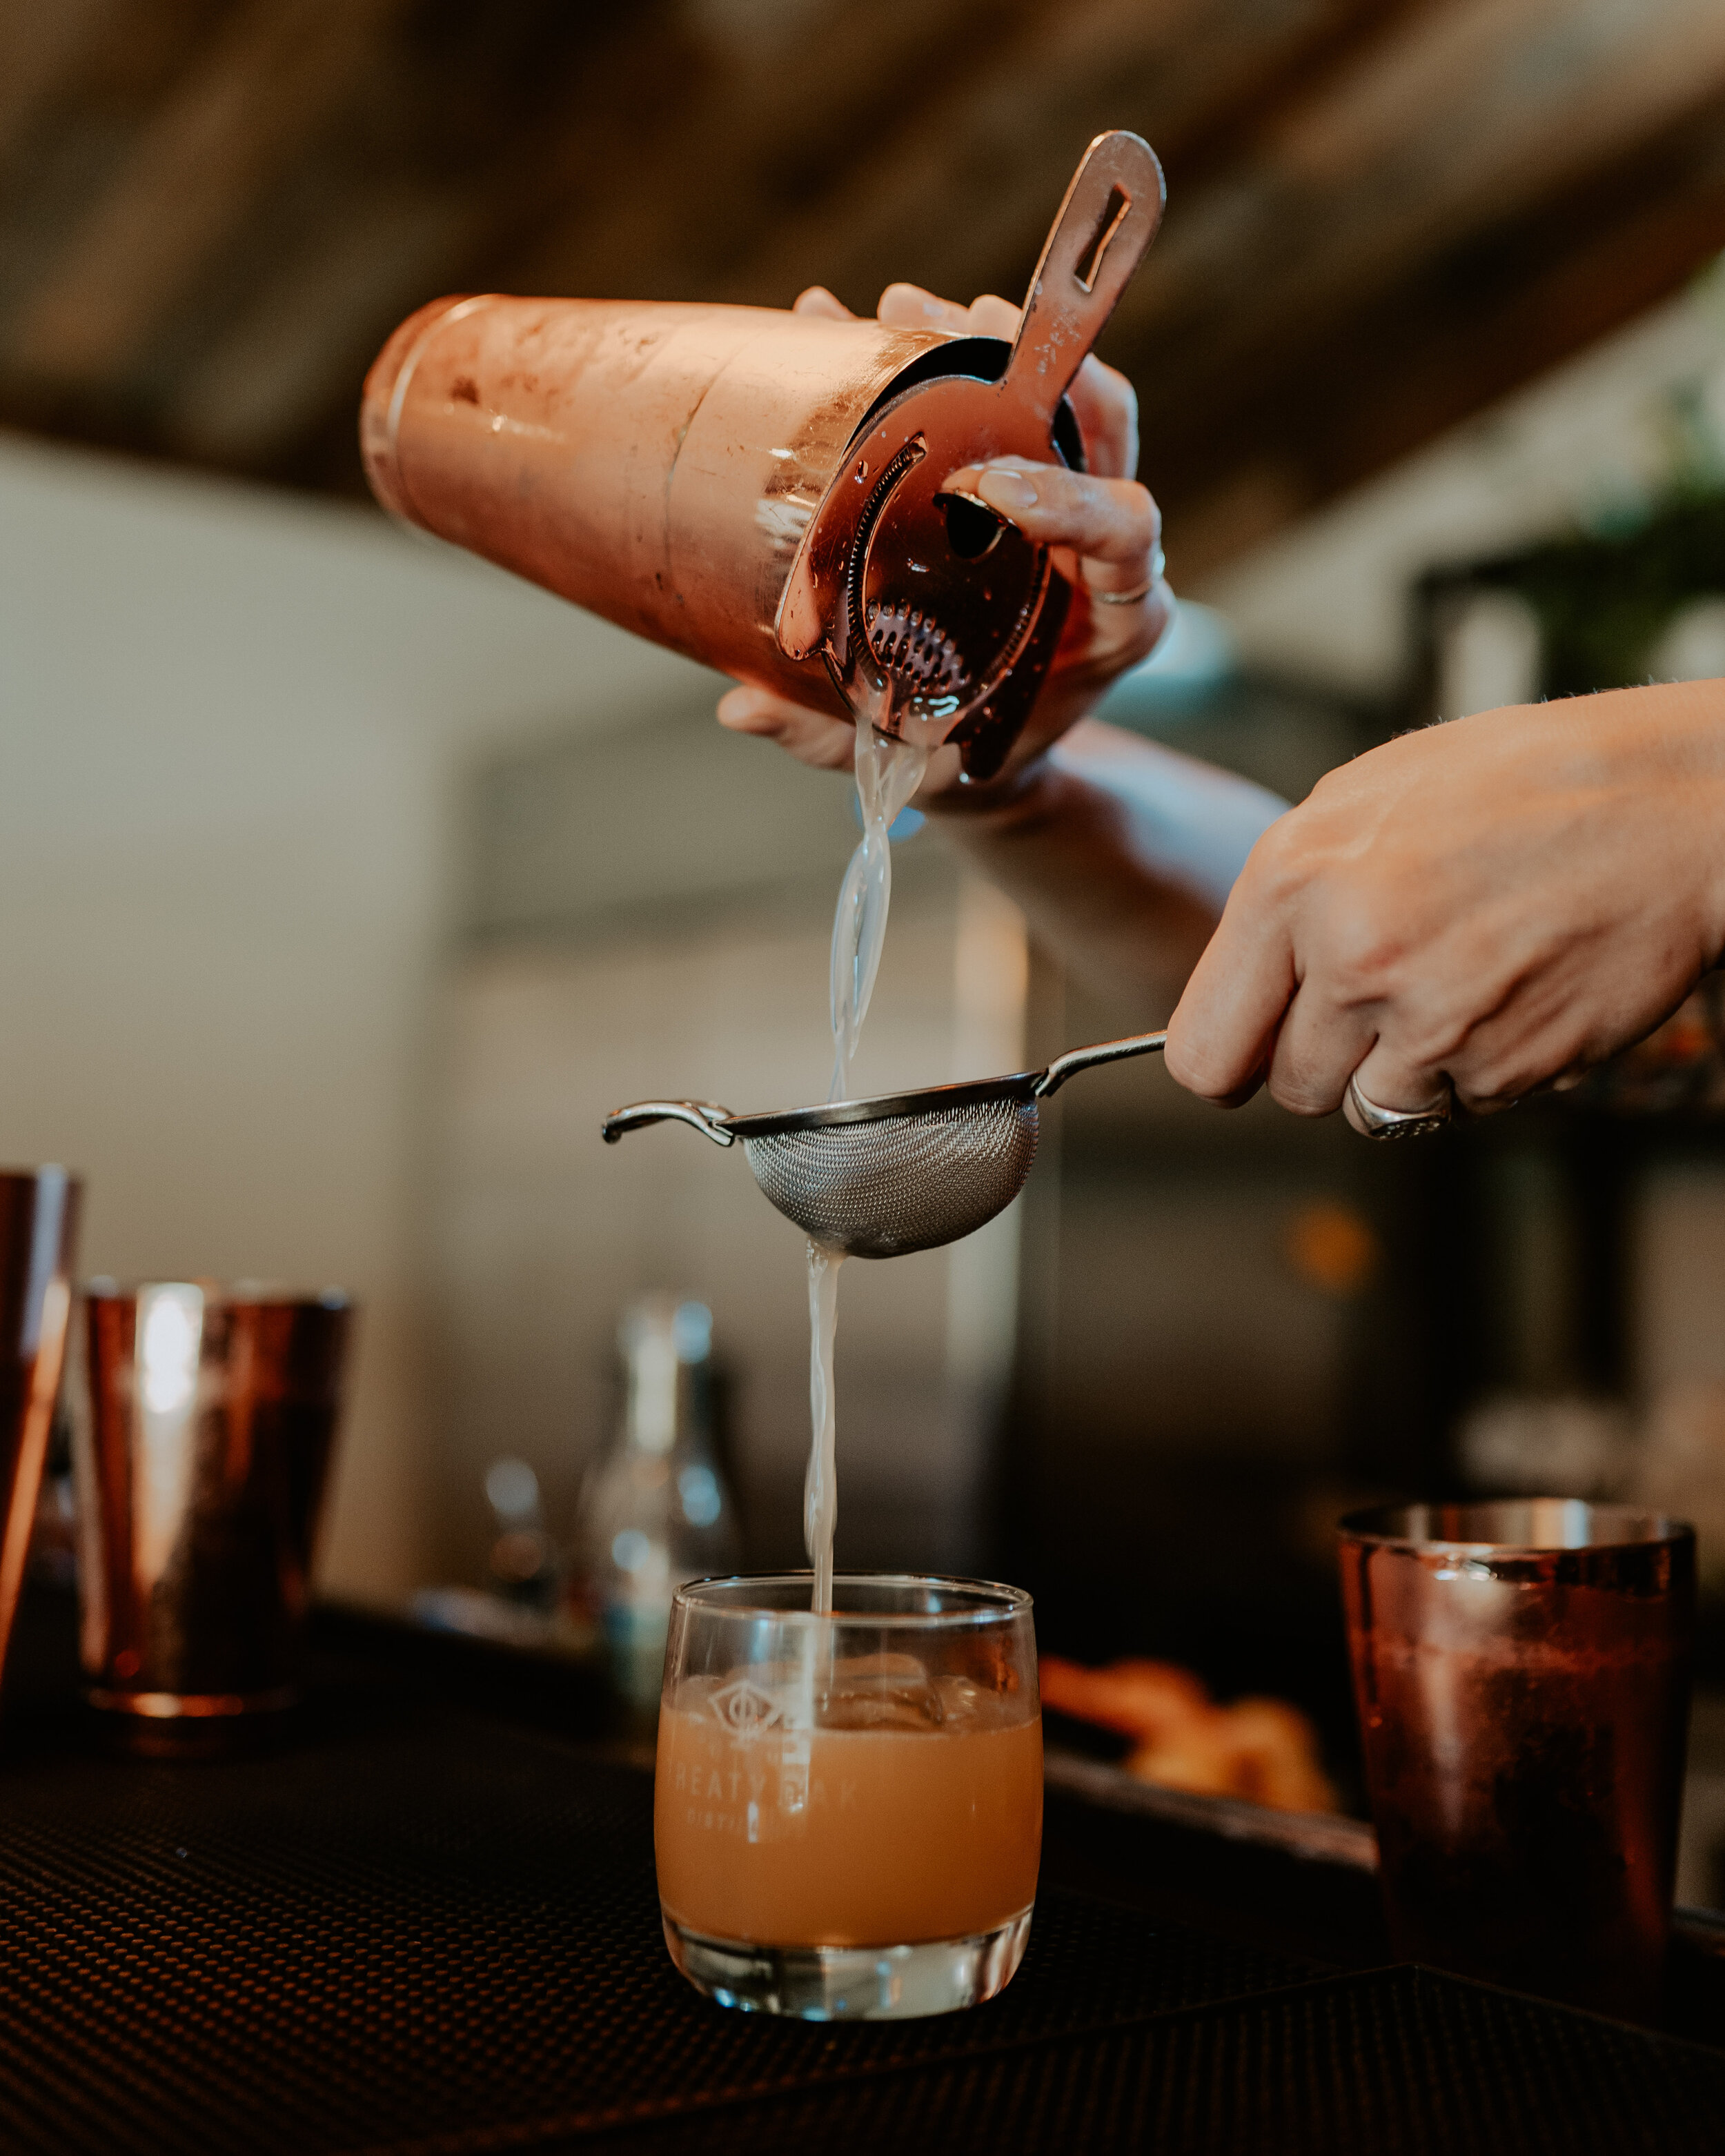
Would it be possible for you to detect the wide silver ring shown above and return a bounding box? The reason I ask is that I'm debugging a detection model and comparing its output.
[1087,543,1166,607]
[1345,1071,1451,1140]
[1091,575,1156,607]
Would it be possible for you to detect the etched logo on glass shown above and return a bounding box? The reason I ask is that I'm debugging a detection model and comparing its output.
[708,1677,784,1739]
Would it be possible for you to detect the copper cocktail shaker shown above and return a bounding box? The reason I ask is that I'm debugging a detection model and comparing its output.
[360,132,1163,780]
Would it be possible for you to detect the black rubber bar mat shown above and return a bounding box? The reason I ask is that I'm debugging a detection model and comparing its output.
[1,1699,1719,2153]
[577,1966,1725,2156]
[0,1704,1312,2154]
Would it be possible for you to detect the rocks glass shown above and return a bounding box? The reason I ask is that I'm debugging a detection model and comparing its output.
[656,1574,1041,2019]
[76,1281,352,1739]
[1340,1500,1694,2021]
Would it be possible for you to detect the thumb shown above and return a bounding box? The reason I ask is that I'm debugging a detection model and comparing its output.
[793,285,855,321]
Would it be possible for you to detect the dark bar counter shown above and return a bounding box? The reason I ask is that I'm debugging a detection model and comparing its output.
[1,1588,1723,2155]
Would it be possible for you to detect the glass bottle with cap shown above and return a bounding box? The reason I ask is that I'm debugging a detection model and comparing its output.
[577,1295,740,1707]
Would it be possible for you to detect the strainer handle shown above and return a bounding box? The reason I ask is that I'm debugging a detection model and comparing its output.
[1007,131,1165,426]
[601,1100,736,1147]
[1034,1031,1167,1099]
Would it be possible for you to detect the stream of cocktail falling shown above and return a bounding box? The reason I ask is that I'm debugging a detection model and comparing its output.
[805,689,934,1616]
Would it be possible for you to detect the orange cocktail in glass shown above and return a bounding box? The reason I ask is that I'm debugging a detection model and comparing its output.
[655,1574,1041,2019]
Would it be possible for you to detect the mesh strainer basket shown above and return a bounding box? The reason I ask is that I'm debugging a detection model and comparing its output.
[601,1032,1165,1258]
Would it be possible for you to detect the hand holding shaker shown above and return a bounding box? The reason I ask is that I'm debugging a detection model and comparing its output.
[1341,1501,1694,2023]
[359,132,1163,781]
[75,1283,352,1739]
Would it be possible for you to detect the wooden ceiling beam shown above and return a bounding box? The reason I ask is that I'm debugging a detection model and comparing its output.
[2,0,1722,585]
[645,0,1404,319]
[2,0,411,390]
[183,3,697,468]
[497,0,1045,307]
[1151,86,1725,577]
[1116,0,1725,382]
[0,1,673,465]
[0,0,235,362]
[0,0,121,155]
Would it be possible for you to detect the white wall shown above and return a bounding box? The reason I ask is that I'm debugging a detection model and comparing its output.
[428,860,1027,1579]
[0,432,708,1602]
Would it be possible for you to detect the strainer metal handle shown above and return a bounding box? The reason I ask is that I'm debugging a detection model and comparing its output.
[600,1100,734,1148]
[601,1031,1172,1258]
[1034,1030,1167,1098]
[601,1031,1171,1146]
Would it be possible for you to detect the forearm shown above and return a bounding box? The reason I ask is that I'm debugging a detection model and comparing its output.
[925,718,1288,1007]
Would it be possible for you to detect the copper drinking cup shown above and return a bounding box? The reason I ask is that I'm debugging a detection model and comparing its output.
[0,1169,81,1688]
[75,1282,353,1734]
[1340,1500,1694,2021]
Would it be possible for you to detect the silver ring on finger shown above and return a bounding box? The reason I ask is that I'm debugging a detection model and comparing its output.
[1346,1070,1452,1140]
[1085,543,1165,608]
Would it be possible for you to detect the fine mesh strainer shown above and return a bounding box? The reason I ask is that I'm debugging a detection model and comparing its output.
[601,1031,1166,1258]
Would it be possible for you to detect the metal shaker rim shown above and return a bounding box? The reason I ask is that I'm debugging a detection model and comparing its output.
[82,1276,351,1309]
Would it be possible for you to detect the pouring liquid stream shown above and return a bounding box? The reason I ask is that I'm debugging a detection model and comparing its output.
[804,679,942,1616]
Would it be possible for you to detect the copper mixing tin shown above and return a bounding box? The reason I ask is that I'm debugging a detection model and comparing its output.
[361,131,1163,778]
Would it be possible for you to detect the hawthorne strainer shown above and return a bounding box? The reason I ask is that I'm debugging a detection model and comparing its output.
[601,1031,1166,1258]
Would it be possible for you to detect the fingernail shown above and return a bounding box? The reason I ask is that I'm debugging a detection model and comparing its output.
[976,467,1038,514]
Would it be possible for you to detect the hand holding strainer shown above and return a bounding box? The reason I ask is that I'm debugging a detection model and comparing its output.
[601,1031,1166,1258]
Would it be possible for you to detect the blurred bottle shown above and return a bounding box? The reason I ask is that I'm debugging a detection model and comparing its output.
[482,1456,562,1612]
[578,1296,739,1707]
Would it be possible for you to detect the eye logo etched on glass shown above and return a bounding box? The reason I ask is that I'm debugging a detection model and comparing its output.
[708,1677,788,1740]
